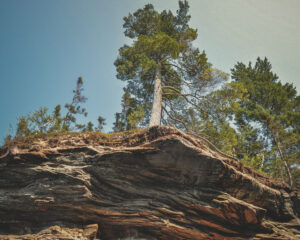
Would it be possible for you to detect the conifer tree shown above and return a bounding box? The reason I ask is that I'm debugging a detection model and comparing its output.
[115,1,223,126]
[12,77,90,137]
[62,77,88,131]
[82,122,94,132]
[112,113,125,132]
[231,57,300,187]
[95,116,106,131]
[185,83,266,170]
[16,116,32,137]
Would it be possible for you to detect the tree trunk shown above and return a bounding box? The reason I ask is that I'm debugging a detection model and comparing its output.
[149,61,162,126]
[271,130,293,187]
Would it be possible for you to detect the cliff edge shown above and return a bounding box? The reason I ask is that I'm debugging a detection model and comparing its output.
[0,126,299,239]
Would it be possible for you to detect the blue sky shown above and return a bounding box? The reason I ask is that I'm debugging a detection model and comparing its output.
[0,0,299,142]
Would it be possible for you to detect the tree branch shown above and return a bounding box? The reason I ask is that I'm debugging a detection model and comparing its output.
[162,86,203,110]
[162,106,188,130]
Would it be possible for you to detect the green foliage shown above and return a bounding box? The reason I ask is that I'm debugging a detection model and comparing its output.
[29,107,53,133]
[62,77,88,131]
[128,105,145,129]
[95,116,106,131]
[190,57,298,185]
[113,113,125,133]
[51,105,63,132]
[8,77,106,139]
[231,57,300,186]
[82,122,94,132]
[15,107,53,137]
[113,92,145,132]
[16,116,32,137]
[115,1,223,126]
[172,75,266,172]
[236,124,265,170]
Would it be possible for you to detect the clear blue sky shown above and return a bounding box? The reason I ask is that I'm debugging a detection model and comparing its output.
[0,0,299,142]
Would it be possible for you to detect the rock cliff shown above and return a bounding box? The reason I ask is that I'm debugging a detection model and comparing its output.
[0,126,299,239]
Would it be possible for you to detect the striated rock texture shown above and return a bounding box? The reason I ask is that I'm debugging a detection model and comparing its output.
[0,126,299,240]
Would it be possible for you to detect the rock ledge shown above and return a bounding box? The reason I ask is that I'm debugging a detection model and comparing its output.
[0,126,299,239]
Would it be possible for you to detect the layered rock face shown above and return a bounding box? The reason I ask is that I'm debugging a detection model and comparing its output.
[0,126,299,239]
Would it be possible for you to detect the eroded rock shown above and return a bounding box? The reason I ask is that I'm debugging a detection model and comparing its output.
[0,126,299,239]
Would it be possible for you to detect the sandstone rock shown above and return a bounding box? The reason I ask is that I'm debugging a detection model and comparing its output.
[0,224,98,240]
[0,126,299,239]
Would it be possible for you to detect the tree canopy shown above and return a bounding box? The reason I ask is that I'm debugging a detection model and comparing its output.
[114,0,224,127]
[231,57,300,187]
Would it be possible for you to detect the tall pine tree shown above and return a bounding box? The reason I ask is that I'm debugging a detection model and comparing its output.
[231,57,300,187]
[115,1,223,127]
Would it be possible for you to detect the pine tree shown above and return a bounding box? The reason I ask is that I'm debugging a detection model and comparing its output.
[12,77,90,137]
[16,116,32,137]
[95,116,106,131]
[15,107,53,136]
[62,77,88,131]
[82,122,94,132]
[115,1,223,127]
[50,105,63,132]
[231,57,300,187]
